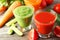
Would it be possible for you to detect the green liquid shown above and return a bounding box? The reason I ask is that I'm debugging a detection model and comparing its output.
[13,6,34,28]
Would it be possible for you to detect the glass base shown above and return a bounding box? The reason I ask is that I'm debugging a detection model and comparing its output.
[20,25,32,32]
[39,32,51,38]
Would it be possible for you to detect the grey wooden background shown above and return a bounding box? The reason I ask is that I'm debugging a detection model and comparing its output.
[0,0,60,40]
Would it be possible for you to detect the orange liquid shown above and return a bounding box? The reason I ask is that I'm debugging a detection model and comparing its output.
[24,0,42,11]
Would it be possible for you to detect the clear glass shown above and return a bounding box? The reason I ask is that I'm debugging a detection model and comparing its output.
[13,6,34,32]
[34,10,57,38]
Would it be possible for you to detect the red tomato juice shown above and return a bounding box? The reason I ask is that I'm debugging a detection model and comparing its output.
[34,12,56,34]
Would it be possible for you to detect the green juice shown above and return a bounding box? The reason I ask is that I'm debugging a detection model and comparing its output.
[13,6,34,28]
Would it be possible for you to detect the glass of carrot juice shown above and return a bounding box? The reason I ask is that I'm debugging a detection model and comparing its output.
[24,0,42,11]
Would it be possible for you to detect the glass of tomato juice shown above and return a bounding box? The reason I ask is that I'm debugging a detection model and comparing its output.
[34,12,57,38]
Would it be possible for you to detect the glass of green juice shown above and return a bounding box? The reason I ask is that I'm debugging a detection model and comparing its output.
[13,6,34,32]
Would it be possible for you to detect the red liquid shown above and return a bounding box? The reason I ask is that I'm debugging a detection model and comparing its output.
[54,26,60,37]
[34,12,56,34]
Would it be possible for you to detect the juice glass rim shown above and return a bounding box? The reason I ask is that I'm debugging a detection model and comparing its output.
[13,6,34,19]
[34,12,57,25]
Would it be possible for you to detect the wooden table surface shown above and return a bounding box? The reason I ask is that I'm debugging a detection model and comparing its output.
[0,0,60,40]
